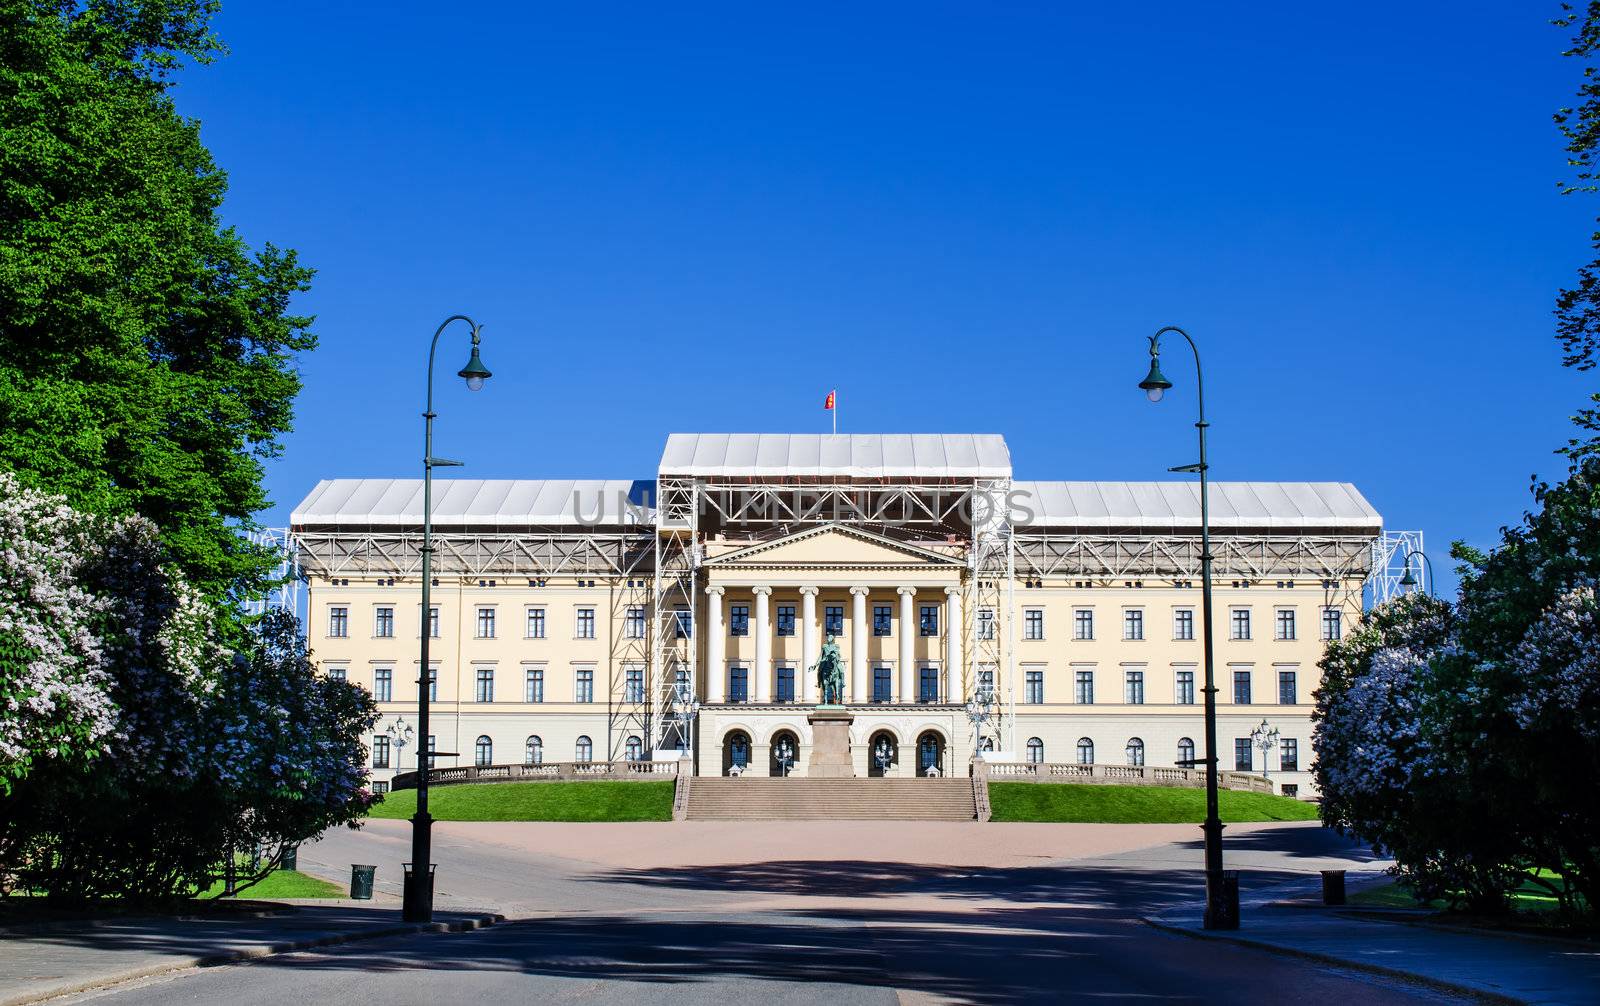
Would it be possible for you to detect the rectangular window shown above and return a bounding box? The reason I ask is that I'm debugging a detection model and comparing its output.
[1024,608,1044,640]
[426,606,440,638]
[1124,669,1144,704]
[673,607,691,638]
[1278,670,1297,705]
[872,665,892,703]
[977,607,996,640]
[1123,609,1144,641]
[1322,608,1343,641]
[625,606,646,639]
[776,665,795,703]
[1025,670,1044,704]
[426,735,436,769]
[476,607,496,639]
[327,666,346,682]
[576,607,596,639]
[1173,609,1194,641]
[328,606,349,638]
[728,666,749,703]
[919,605,939,636]
[372,735,390,769]
[1281,783,1298,798]
[978,669,996,700]
[372,780,390,794]
[625,665,644,703]
[1231,608,1251,640]
[1176,669,1195,705]
[374,668,392,703]
[730,604,749,636]
[1233,669,1252,705]
[1235,738,1253,771]
[1074,669,1094,705]
[474,667,494,703]
[525,667,544,703]
[825,605,845,635]
[1276,609,1296,641]
[776,605,796,637]
[873,605,893,636]
[919,665,939,703]
[1280,738,1300,771]
[526,607,546,638]
[375,606,394,638]
[575,668,594,703]
[424,667,437,702]
[1074,608,1094,640]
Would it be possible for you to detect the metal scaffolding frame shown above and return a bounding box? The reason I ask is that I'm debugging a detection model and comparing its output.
[1366,530,1425,608]
[1013,533,1375,581]
[650,478,699,758]
[969,478,1015,754]
[245,528,303,620]
[290,530,651,577]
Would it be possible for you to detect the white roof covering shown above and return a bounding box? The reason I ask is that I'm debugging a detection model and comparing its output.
[1012,481,1380,531]
[290,479,651,527]
[660,434,1012,478]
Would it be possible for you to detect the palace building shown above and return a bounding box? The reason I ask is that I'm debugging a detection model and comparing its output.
[290,433,1383,797]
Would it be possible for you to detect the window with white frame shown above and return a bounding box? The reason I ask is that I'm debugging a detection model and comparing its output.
[1024,608,1044,640]
[476,607,496,639]
[873,605,893,636]
[1024,669,1043,704]
[1074,668,1094,704]
[625,665,644,703]
[1076,737,1095,764]
[374,606,394,638]
[576,607,596,639]
[776,604,795,637]
[1124,669,1144,704]
[919,605,939,636]
[1278,669,1298,705]
[1322,607,1342,641]
[525,735,542,765]
[1125,737,1145,766]
[625,606,646,639]
[1173,608,1194,641]
[474,735,493,766]
[374,667,392,702]
[1177,736,1196,767]
[1275,608,1296,641]
[474,666,494,702]
[425,605,440,638]
[730,604,749,636]
[1280,737,1299,771]
[424,666,437,702]
[1123,609,1144,640]
[327,666,347,682]
[1175,667,1195,705]
[1231,608,1251,640]
[575,667,594,703]
[328,606,349,638]
[1026,737,1044,764]
[575,735,593,762]
[1233,668,1252,704]
[526,607,546,638]
[1074,608,1094,640]
[977,607,996,640]
[372,735,391,768]
[825,605,845,635]
[525,666,544,702]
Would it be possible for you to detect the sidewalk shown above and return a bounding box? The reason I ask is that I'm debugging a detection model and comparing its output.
[0,901,501,1006]
[1146,876,1600,1005]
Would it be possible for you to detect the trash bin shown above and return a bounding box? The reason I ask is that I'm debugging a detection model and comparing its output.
[1321,869,1347,906]
[280,844,298,871]
[402,862,436,906]
[350,864,376,900]
[1206,870,1241,930]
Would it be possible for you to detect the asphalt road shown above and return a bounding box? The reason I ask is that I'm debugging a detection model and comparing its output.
[57,821,1469,1004]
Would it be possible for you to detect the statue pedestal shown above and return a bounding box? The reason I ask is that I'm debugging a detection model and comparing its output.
[807,707,855,778]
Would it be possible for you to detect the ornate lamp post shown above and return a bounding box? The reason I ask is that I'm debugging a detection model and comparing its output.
[965,679,997,764]
[1399,549,1435,598]
[1138,325,1236,929]
[385,715,415,772]
[873,736,895,775]
[1249,718,1280,780]
[774,736,796,777]
[404,315,492,924]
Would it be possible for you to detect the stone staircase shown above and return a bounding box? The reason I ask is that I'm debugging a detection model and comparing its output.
[685,777,978,821]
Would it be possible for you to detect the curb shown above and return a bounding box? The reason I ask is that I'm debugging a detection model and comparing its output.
[6,912,503,1006]
[1141,916,1520,1005]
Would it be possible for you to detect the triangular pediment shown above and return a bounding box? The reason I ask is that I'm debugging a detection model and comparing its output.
[704,524,963,569]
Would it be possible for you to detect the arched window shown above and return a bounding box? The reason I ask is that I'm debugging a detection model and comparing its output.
[1026,737,1044,764]
[1126,737,1145,766]
[525,735,543,766]
[1177,737,1195,768]
[1076,737,1094,764]
[575,735,593,762]
[625,736,643,761]
[725,731,751,774]
[474,735,493,767]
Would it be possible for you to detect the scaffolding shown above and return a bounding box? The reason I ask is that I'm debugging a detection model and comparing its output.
[245,528,303,620]
[969,479,1015,754]
[1366,530,1425,608]
[650,478,699,758]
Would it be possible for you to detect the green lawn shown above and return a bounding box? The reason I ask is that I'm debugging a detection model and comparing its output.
[370,780,674,822]
[1352,870,1579,915]
[197,869,345,899]
[987,783,1320,823]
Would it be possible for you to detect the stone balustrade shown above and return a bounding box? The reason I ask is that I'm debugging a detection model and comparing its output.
[980,760,1275,794]
[391,758,682,792]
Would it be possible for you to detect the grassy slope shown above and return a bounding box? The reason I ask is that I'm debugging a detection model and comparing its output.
[370,780,674,822]
[198,869,345,899]
[988,783,1320,823]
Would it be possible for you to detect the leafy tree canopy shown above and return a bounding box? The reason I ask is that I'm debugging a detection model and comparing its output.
[0,0,314,603]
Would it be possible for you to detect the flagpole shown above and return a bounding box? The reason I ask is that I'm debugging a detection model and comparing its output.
[833,389,837,435]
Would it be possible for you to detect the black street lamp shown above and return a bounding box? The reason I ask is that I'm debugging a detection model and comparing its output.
[1138,325,1237,929]
[1399,549,1435,597]
[403,315,492,924]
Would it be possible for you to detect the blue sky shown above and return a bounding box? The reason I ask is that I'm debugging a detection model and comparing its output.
[177,4,1595,591]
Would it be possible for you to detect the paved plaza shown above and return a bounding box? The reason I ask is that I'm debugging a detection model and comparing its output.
[29,820,1499,1005]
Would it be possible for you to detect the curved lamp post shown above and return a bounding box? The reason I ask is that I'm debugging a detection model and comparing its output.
[1399,549,1435,598]
[404,315,492,924]
[1138,325,1235,929]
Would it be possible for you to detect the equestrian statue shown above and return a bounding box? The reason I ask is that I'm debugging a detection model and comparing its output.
[811,634,847,705]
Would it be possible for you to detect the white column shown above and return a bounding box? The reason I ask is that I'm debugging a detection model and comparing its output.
[753,586,772,704]
[944,586,962,703]
[705,586,725,703]
[849,587,869,702]
[897,587,916,703]
[799,586,819,704]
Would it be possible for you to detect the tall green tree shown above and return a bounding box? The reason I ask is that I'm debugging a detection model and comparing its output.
[1556,3,1600,459]
[0,0,314,603]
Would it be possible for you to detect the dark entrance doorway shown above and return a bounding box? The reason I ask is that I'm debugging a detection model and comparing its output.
[867,730,898,777]
[916,731,946,776]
